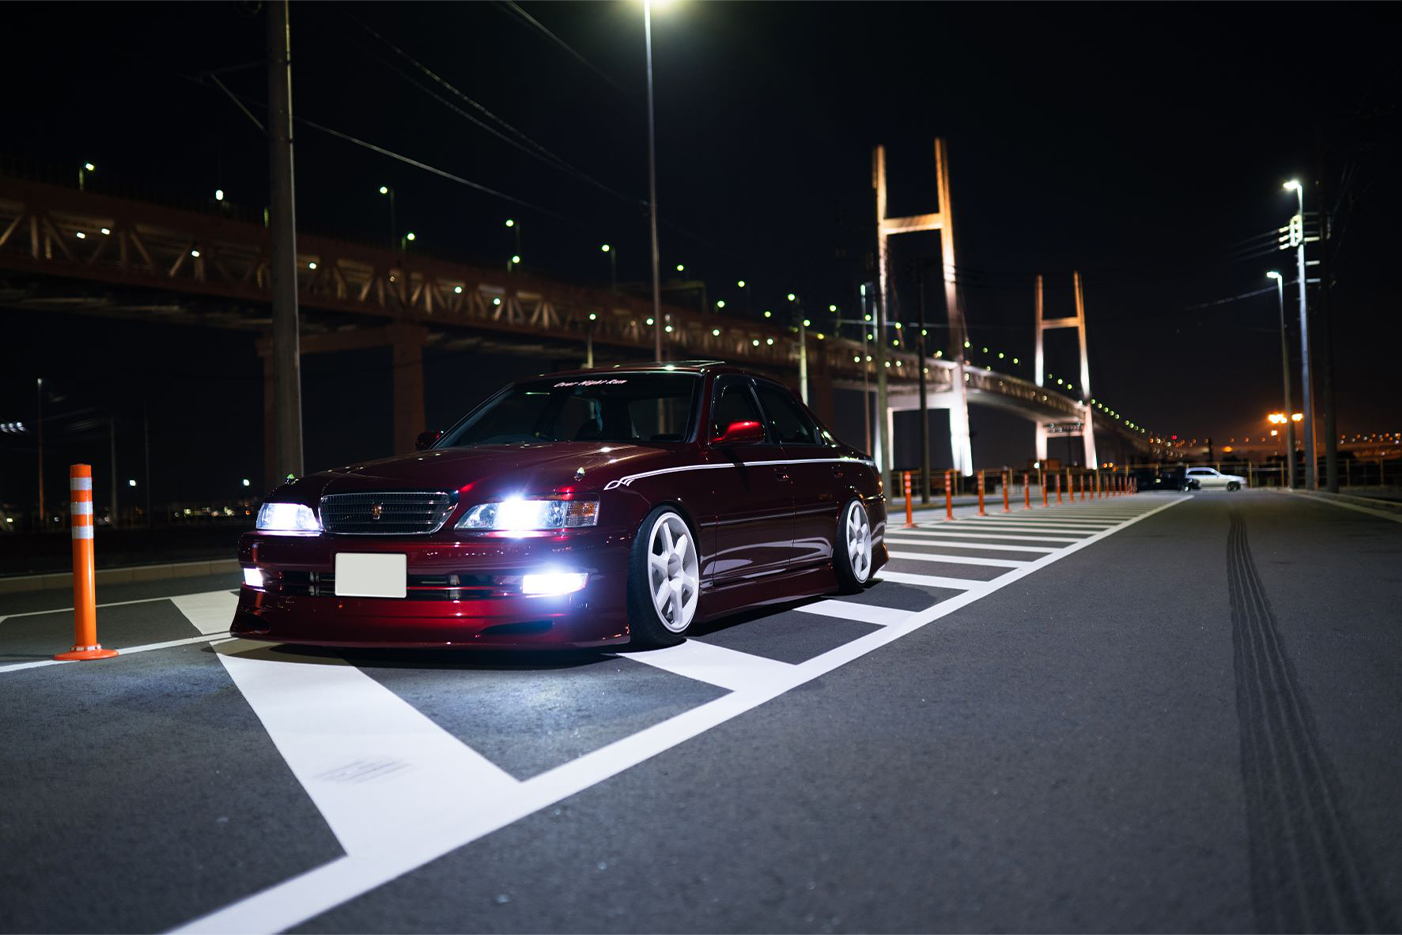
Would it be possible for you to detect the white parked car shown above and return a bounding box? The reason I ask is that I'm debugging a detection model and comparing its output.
[1184,466,1246,491]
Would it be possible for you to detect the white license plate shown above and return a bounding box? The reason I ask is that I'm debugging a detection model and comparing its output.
[334,553,407,598]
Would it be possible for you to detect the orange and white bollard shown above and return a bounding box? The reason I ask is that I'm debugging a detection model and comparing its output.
[1078,473,1084,501]
[1023,473,1032,510]
[977,469,987,516]
[944,469,954,522]
[902,470,915,528]
[1056,472,1062,504]
[1041,472,1048,507]
[55,465,117,661]
[1002,471,1011,513]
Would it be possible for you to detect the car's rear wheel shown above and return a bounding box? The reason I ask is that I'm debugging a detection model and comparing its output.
[626,506,700,647]
[834,498,873,593]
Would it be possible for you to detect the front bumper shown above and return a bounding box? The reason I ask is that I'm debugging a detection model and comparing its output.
[231,527,632,648]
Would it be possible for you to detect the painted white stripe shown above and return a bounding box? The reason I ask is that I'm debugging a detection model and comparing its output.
[887,550,1029,568]
[70,502,93,516]
[71,526,93,540]
[943,522,1099,534]
[175,495,1190,935]
[0,633,231,675]
[213,639,519,858]
[171,591,240,636]
[624,637,794,692]
[797,599,911,626]
[70,477,92,491]
[966,517,1116,526]
[605,456,873,490]
[0,588,237,621]
[879,569,1000,589]
[895,529,1080,543]
[883,534,1057,553]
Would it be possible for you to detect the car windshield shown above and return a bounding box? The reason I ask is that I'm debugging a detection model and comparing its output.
[439,373,701,447]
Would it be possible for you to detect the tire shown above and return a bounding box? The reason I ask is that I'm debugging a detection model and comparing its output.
[1227,482,1240,491]
[834,498,874,593]
[626,506,701,648]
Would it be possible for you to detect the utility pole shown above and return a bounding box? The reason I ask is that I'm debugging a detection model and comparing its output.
[1268,271,1297,488]
[36,377,44,530]
[267,0,304,483]
[860,284,871,455]
[644,0,663,362]
[1286,181,1316,489]
[916,266,931,503]
[109,416,119,529]
[874,286,891,484]
[1316,134,1338,492]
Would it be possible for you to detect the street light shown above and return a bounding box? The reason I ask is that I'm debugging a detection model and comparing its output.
[1267,270,1297,487]
[379,185,396,251]
[601,243,617,291]
[1283,179,1316,488]
[79,161,95,190]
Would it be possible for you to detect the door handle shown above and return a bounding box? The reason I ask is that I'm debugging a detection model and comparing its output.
[773,467,791,481]
[830,465,845,478]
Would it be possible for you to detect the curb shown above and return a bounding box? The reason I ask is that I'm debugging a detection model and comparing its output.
[0,558,241,595]
[1283,489,1402,523]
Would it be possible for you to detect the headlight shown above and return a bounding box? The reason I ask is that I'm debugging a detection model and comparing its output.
[457,498,599,531]
[256,502,322,535]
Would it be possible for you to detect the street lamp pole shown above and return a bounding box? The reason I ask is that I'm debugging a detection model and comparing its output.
[36,377,44,529]
[644,0,663,361]
[1286,180,1316,489]
[1267,271,1297,488]
[379,186,395,251]
[602,244,616,292]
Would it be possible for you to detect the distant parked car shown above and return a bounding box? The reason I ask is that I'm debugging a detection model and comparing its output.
[1131,467,1198,492]
[1184,466,1246,491]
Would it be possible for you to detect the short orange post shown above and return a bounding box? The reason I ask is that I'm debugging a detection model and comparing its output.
[1078,473,1084,501]
[55,464,118,661]
[1041,471,1048,507]
[902,470,915,528]
[1001,471,1011,512]
[1056,472,1062,504]
[944,469,954,521]
[977,469,986,516]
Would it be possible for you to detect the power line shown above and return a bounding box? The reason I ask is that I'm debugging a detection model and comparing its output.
[492,1,632,98]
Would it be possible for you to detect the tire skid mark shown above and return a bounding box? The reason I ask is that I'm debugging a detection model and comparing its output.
[1227,509,1394,932]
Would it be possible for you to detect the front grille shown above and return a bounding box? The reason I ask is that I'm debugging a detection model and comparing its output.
[319,491,456,535]
[273,570,513,600]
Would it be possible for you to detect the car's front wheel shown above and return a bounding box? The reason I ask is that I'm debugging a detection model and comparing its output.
[834,498,874,593]
[626,506,700,647]
[1227,481,1241,491]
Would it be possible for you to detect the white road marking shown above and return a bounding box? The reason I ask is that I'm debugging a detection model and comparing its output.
[937,522,1098,534]
[883,533,1057,553]
[175,496,1188,935]
[955,517,1117,527]
[877,570,997,590]
[886,550,1030,568]
[0,633,232,675]
[212,640,519,859]
[624,637,794,692]
[171,591,240,635]
[0,589,236,621]
[896,529,1081,543]
[798,599,912,626]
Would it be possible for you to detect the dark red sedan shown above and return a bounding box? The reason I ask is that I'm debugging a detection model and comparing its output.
[231,361,887,649]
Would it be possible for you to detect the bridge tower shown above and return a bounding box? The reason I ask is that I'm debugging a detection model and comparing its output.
[874,138,973,476]
[1033,271,1098,469]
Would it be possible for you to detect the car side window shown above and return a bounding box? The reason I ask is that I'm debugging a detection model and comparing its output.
[754,382,820,446]
[711,377,765,439]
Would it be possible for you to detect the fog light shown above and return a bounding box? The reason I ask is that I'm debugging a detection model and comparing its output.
[242,567,264,589]
[521,572,588,596]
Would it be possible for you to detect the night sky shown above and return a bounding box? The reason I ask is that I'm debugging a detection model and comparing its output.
[2,1,1397,507]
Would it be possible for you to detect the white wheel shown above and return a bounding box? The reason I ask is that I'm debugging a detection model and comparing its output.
[645,511,700,634]
[842,499,873,585]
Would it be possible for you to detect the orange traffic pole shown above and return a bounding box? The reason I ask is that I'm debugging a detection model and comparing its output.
[1078,473,1084,501]
[1024,473,1032,509]
[902,470,915,528]
[55,464,117,661]
[1055,472,1062,504]
[1042,471,1048,507]
[944,469,953,521]
[1001,471,1011,512]
[977,469,986,516]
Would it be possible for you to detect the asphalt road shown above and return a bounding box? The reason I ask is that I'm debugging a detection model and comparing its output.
[1,491,1398,933]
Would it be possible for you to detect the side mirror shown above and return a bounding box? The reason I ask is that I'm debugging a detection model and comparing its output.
[711,420,764,446]
[415,430,443,451]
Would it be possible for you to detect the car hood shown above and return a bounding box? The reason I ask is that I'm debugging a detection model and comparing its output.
[281,443,681,503]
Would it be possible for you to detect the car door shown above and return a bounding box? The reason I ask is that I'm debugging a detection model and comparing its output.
[703,375,796,585]
[752,380,842,569]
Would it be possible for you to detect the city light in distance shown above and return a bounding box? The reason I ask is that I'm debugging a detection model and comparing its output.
[84,162,95,171]
[128,479,137,487]
[406,232,416,241]
[379,186,389,195]
[787,293,796,301]
[215,189,224,201]
[505,219,515,227]
[676,263,685,272]
[737,280,746,288]
[600,243,610,252]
